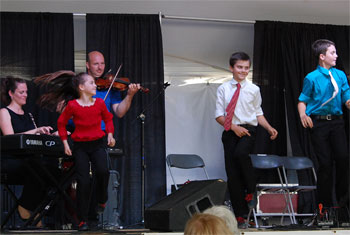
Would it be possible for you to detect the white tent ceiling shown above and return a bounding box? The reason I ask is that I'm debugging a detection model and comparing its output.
[2,0,349,85]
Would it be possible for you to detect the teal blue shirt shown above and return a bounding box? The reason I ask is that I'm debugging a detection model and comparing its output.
[299,65,350,116]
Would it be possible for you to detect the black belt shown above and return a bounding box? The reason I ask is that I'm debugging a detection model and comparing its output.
[310,115,343,121]
[238,124,256,128]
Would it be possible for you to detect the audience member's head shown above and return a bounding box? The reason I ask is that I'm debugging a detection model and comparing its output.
[203,205,239,234]
[184,213,233,235]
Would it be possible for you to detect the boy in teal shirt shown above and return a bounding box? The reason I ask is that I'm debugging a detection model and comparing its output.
[298,39,350,214]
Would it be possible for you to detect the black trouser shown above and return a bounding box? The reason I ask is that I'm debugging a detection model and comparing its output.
[309,118,349,207]
[221,126,257,217]
[73,138,109,222]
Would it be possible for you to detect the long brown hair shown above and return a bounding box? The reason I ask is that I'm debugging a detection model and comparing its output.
[34,70,81,112]
[0,77,26,106]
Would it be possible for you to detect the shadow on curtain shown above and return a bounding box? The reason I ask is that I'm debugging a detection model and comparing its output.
[253,20,349,214]
[86,14,166,226]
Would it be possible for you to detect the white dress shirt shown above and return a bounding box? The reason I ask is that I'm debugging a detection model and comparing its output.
[215,78,263,126]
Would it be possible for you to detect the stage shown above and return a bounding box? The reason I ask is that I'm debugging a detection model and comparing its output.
[2,227,350,234]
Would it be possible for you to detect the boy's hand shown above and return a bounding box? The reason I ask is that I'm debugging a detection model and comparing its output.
[231,124,251,138]
[268,127,278,140]
[346,100,350,109]
[300,114,313,128]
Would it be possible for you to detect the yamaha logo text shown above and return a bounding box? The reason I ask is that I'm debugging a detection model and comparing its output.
[25,139,43,146]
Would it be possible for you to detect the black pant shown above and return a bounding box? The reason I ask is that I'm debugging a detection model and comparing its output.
[221,127,257,217]
[309,119,349,207]
[73,138,109,222]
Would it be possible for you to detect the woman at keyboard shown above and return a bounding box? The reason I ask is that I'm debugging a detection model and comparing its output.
[0,77,54,227]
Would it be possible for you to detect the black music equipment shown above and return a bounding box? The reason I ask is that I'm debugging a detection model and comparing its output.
[106,147,123,156]
[1,134,64,155]
[100,148,123,230]
[144,179,227,231]
[316,206,350,228]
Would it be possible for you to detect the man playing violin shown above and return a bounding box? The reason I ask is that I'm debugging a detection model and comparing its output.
[86,51,141,119]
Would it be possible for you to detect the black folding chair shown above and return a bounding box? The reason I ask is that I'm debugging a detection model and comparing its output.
[248,154,296,227]
[280,156,317,223]
[166,154,209,190]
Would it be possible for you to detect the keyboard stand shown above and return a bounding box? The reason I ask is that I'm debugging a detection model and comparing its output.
[20,156,78,229]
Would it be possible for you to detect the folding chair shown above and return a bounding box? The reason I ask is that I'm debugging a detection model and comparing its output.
[248,154,296,228]
[166,154,209,190]
[280,156,317,222]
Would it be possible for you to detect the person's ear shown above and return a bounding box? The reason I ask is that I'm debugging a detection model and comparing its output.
[319,53,326,61]
[78,84,85,92]
[86,61,90,70]
[8,90,13,99]
[229,66,234,72]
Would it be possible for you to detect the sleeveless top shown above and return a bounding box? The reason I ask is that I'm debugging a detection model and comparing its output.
[5,107,35,133]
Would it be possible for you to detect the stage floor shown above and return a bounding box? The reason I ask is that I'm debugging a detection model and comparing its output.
[2,227,350,234]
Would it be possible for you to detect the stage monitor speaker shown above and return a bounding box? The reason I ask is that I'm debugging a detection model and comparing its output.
[144,179,227,231]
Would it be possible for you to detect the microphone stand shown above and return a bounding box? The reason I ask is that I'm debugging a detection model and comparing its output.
[137,82,170,224]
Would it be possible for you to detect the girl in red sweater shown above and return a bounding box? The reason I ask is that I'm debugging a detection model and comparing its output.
[57,72,115,231]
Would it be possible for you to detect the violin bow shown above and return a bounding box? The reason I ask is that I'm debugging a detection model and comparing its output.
[103,64,123,101]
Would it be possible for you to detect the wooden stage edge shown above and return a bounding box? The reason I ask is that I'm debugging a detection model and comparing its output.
[3,228,350,234]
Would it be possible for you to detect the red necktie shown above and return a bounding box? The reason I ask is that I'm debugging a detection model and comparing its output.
[224,83,241,131]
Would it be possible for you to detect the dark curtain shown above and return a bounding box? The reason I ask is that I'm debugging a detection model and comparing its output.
[252,22,287,156]
[86,14,165,226]
[253,20,349,213]
[1,12,74,129]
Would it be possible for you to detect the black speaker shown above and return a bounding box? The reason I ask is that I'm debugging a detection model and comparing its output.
[144,179,227,231]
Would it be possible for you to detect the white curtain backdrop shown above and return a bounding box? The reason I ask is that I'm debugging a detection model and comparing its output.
[165,82,227,194]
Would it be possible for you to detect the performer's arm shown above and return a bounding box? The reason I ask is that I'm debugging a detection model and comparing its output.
[298,101,313,128]
[57,102,73,141]
[215,116,225,126]
[112,83,140,118]
[101,99,116,147]
[0,108,52,135]
[216,116,251,137]
[57,105,73,156]
[257,115,278,140]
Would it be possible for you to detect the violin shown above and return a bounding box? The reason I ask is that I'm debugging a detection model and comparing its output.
[95,74,150,94]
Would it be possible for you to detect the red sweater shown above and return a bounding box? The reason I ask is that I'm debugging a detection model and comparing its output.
[58,98,114,142]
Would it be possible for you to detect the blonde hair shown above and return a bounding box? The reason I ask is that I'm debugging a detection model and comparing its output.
[184,213,233,235]
[203,205,239,234]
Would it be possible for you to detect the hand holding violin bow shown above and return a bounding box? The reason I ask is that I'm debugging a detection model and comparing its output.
[95,64,150,101]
